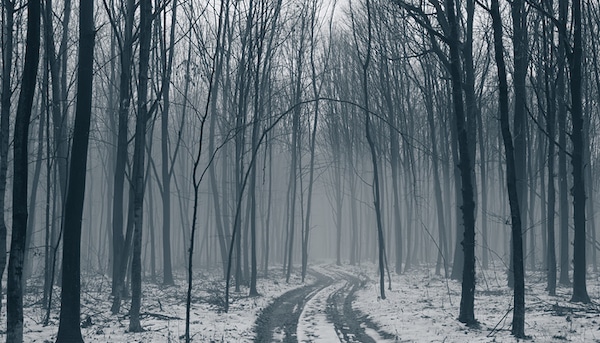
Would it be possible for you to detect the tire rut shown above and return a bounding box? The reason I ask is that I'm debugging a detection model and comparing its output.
[254,271,332,342]
[327,271,398,342]
[254,267,398,343]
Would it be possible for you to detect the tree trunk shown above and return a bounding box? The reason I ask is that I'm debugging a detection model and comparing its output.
[129,0,152,331]
[509,0,528,289]
[6,0,40,339]
[557,0,570,286]
[490,0,525,336]
[445,0,476,325]
[249,72,260,296]
[544,1,557,294]
[111,0,135,296]
[568,0,590,303]
[160,0,178,287]
[0,0,14,317]
[286,18,305,283]
[55,0,94,339]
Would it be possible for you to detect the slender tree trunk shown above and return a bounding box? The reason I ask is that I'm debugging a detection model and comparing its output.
[129,0,152,331]
[207,43,229,278]
[528,131,536,270]
[544,2,557,294]
[0,0,14,316]
[263,134,273,275]
[509,0,529,289]
[286,18,305,282]
[568,0,590,303]
[6,0,40,338]
[349,154,358,265]
[249,75,260,296]
[55,0,94,339]
[160,0,178,287]
[490,0,525,336]
[111,0,135,296]
[450,102,464,281]
[445,0,477,325]
[55,0,70,204]
[557,0,570,286]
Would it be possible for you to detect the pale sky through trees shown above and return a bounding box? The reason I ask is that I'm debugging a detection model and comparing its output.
[0,0,599,341]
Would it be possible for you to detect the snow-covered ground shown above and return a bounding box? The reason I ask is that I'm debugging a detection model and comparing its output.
[3,263,600,342]
[0,269,312,342]
[297,265,345,342]
[354,264,600,342]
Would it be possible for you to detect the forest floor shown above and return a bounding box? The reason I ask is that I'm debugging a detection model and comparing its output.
[1,262,600,342]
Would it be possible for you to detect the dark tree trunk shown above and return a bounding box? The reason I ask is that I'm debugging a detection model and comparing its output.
[160,0,178,287]
[6,0,40,339]
[129,0,152,331]
[568,0,590,304]
[0,0,14,318]
[509,0,528,289]
[249,74,260,296]
[449,104,464,281]
[359,0,385,300]
[557,0,570,286]
[55,0,70,204]
[490,0,525,336]
[111,0,135,296]
[544,1,557,294]
[55,0,94,340]
[444,0,477,325]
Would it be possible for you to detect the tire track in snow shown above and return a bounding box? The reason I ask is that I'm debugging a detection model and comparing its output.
[325,269,399,342]
[253,266,398,343]
[297,280,346,342]
[254,270,333,342]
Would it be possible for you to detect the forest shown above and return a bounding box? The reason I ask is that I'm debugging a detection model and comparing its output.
[0,0,600,341]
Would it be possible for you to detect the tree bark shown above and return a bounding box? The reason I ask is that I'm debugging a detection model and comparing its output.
[568,0,590,304]
[444,0,476,325]
[129,0,152,331]
[160,0,178,287]
[0,0,14,318]
[557,0,570,286]
[111,0,135,296]
[509,0,529,289]
[55,0,94,339]
[543,1,557,294]
[6,0,40,339]
[490,0,525,336]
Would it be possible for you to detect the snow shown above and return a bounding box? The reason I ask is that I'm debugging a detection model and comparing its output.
[0,269,312,342]
[3,263,600,342]
[297,281,343,342]
[353,264,600,342]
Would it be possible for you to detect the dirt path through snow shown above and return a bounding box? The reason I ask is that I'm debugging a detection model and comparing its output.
[253,265,396,342]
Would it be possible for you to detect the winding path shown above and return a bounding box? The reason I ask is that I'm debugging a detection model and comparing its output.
[253,266,396,342]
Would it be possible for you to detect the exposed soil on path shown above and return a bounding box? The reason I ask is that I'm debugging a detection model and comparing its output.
[326,270,398,342]
[253,266,396,342]
[254,270,333,342]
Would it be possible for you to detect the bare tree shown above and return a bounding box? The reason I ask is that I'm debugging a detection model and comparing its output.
[568,0,590,303]
[6,0,40,339]
[56,0,95,339]
[0,0,14,318]
[489,0,525,336]
[129,0,153,331]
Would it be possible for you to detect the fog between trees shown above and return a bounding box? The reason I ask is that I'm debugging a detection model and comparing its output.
[1,0,599,340]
